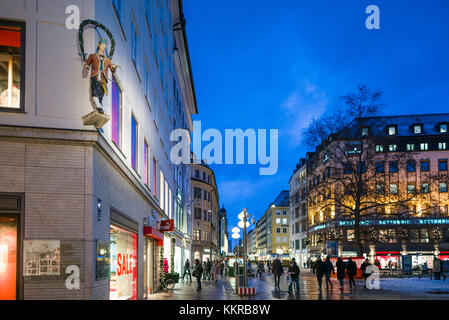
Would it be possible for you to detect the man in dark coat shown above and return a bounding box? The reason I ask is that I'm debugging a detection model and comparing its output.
[336,257,346,290]
[324,255,335,289]
[193,259,203,291]
[206,259,212,280]
[182,259,192,282]
[314,256,326,290]
[287,260,300,294]
[346,257,357,289]
[272,257,284,290]
[360,258,370,289]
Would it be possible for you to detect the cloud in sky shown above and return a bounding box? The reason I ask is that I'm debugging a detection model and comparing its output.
[280,80,329,148]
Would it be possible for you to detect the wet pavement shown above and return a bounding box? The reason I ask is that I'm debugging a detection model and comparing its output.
[146,269,449,300]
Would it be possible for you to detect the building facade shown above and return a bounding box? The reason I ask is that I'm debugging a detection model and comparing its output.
[190,163,220,262]
[289,159,308,267]
[0,0,197,300]
[306,114,449,269]
[218,206,229,258]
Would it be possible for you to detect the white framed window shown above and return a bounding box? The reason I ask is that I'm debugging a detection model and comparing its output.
[420,143,429,151]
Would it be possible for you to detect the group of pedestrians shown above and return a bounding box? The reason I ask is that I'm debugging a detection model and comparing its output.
[186,258,228,292]
[313,256,359,291]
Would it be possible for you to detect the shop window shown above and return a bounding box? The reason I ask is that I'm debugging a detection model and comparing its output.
[347,229,355,241]
[110,225,137,300]
[0,20,25,111]
[420,229,429,243]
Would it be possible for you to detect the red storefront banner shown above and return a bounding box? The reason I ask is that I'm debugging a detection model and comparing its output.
[144,226,164,246]
[160,220,174,232]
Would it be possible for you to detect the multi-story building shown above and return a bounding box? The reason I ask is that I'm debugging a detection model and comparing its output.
[256,214,268,258]
[289,159,308,267]
[0,0,197,300]
[255,191,290,261]
[191,162,220,262]
[247,228,257,259]
[218,206,229,258]
[306,114,449,269]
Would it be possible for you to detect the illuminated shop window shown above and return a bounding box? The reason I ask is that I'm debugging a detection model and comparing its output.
[0,20,24,111]
[111,77,122,148]
[131,115,138,170]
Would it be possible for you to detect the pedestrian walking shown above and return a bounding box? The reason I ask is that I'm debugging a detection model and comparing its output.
[182,259,192,282]
[202,261,207,280]
[361,258,370,289]
[212,260,220,283]
[287,260,300,294]
[219,261,225,278]
[272,257,284,290]
[206,259,212,280]
[346,257,357,290]
[267,260,271,273]
[336,257,346,290]
[194,259,203,291]
[256,260,264,278]
[313,256,325,291]
[324,255,334,290]
[225,259,229,276]
[433,257,441,280]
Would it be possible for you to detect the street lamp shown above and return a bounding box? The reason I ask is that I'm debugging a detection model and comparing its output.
[238,208,255,287]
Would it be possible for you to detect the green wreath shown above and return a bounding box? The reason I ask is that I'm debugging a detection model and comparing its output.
[78,19,115,62]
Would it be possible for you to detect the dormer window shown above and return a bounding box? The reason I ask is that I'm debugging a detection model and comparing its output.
[413,124,423,134]
[361,127,369,136]
[440,124,448,133]
[387,126,397,136]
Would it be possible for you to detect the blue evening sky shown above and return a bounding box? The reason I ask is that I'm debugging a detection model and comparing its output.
[183,0,449,239]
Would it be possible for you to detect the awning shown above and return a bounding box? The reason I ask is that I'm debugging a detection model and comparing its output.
[144,226,164,246]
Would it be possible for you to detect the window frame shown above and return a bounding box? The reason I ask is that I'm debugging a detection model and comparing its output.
[0,20,26,113]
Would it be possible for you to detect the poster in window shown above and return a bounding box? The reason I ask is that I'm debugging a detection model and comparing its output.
[23,240,60,276]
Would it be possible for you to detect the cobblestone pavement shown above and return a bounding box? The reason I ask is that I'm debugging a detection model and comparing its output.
[146,269,449,300]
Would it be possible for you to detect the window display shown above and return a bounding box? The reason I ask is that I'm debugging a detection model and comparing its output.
[110,224,137,300]
[23,240,60,276]
[0,217,17,300]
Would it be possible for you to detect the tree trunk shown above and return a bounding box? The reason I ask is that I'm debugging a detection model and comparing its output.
[354,209,363,257]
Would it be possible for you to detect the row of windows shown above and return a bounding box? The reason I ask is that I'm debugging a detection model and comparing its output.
[361,123,448,137]
[195,169,211,184]
[376,142,447,153]
[375,182,448,194]
[275,227,288,234]
[275,236,288,243]
[193,207,212,222]
[275,210,288,216]
[193,229,210,242]
[193,187,212,202]
[275,218,288,225]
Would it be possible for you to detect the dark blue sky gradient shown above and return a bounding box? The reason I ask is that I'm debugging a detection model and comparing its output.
[183,0,449,237]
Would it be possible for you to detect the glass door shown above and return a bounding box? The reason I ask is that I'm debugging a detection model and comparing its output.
[0,216,18,300]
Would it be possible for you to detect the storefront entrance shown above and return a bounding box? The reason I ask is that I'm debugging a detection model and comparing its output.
[144,238,157,297]
[0,216,18,300]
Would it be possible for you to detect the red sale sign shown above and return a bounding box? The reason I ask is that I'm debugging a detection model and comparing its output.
[160,220,174,232]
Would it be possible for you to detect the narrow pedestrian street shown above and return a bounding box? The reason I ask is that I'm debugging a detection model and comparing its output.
[147,269,449,300]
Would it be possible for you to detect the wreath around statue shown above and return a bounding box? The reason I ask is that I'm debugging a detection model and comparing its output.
[78,19,115,62]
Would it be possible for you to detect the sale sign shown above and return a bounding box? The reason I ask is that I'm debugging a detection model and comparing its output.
[160,220,174,232]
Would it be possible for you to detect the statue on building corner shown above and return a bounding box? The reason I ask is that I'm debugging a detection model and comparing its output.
[78,19,117,129]
[83,38,118,114]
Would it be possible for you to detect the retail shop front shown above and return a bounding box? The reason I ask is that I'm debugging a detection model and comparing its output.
[143,227,163,298]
